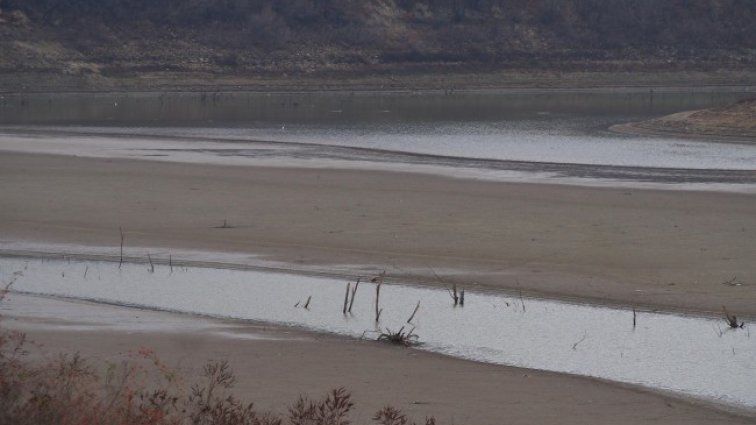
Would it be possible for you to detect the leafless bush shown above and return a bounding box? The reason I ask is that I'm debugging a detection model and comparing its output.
[0,320,440,425]
[377,326,419,347]
[288,387,352,425]
[373,407,435,425]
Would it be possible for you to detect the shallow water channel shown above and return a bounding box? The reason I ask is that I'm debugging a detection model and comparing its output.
[1,256,754,410]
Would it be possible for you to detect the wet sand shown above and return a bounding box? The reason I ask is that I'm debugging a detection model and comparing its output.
[1,151,754,316]
[2,293,753,425]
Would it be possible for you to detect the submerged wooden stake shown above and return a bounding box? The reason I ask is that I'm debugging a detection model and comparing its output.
[343,282,351,314]
[119,227,124,269]
[348,278,360,313]
[375,271,384,323]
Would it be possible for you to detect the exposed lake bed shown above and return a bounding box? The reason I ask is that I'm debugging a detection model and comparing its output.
[1,88,755,423]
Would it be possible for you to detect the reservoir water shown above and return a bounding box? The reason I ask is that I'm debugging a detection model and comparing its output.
[1,255,754,410]
[1,88,755,189]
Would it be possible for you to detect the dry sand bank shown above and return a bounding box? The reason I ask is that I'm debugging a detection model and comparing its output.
[1,152,754,316]
[2,293,753,425]
[612,98,756,142]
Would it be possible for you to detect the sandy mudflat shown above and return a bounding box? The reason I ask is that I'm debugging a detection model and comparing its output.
[612,98,756,143]
[1,152,755,316]
[2,293,754,425]
[2,149,756,423]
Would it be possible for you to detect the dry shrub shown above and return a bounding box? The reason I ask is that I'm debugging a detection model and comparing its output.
[288,387,353,425]
[373,407,435,425]
[0,325,438,425]
[0,278,436,425]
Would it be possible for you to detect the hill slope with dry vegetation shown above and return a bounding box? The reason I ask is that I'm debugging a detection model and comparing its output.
[1,0,755,90]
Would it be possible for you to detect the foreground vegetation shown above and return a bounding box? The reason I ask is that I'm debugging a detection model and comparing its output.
[0,288,435,425]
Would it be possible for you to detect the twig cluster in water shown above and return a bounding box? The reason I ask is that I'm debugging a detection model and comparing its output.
[724,307,745,329]
[377,326,419,347]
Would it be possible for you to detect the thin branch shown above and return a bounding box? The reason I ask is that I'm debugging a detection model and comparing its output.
[448,284,458,306]
[572,332,588,350]
[407,301,420,323]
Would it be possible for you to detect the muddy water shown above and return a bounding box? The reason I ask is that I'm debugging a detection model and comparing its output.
[0,89,750,126]
[1,89,755,188]
[1,256,753,409]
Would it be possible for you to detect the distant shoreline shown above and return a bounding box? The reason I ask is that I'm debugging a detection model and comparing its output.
[3,69,756,94]
[2,83,755,97]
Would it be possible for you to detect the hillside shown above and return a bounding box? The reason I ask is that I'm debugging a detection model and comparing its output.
[1,0,755,91]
